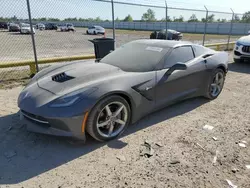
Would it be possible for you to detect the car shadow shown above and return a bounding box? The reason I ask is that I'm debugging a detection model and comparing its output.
[0,30,9,32]
[228,61,250,74]
[0,97,208,184]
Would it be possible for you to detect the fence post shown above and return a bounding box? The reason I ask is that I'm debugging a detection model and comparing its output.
[203,6,208,46]
[165,1,168,40]
[111,0,115,44]
[227,8,234,50]
[26,0,39,73]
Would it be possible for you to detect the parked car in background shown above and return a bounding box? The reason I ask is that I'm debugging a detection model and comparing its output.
[8,23,20,32]
[60,23,75,32]
[20,23,35,34]
[234,35,250,63]
[45,23,58,30]
[0,22,8,29]
[36,23,45,30]
[150,29,183,40]
[86,26,105,35]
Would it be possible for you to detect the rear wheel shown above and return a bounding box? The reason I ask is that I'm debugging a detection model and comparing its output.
[205,68,225,99]
[86,95,131,142]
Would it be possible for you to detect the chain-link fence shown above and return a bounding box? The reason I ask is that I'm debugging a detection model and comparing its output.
[0,0,250,84]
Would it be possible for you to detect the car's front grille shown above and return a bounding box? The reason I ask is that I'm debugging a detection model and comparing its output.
[242,46,250,53]
[21,110,49,125]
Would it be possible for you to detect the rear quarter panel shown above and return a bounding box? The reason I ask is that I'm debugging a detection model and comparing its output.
[205,51,229,71]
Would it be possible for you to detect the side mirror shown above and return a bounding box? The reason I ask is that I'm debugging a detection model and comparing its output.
[165,62,187,76]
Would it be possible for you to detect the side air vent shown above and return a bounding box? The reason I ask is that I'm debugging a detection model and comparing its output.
[52,72,74,83]
[202,54,213,59]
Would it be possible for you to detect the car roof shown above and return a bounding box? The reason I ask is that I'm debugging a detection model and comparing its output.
[130,39,192,48]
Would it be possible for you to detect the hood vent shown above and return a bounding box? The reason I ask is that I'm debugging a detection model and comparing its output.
[52,72,74,83]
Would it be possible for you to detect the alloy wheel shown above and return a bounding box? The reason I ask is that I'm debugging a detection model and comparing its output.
[210,72,224,97]
[96,102,128,138]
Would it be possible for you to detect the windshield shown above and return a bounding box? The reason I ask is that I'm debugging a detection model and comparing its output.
[101,42,170,72]
[21,24,30,27]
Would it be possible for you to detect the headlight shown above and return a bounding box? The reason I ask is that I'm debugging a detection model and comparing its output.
[236,41,243,46]
[50,87,98,108]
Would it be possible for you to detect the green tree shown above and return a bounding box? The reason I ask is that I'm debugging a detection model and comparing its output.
[12,15,18,21]
[217,18,227,23]
[207,14,215,22]
[173,15,184,22]
[188,14,199,22]
[115,17,120,22]
[141,9,156,21]
[40,17,47,21]
[124,14,133,22]
[64,17,77,21]
[201,14,215,22]
[161,16,172,22]
[95,17,102,22]
[242,11,250,23]
[79,18,87,21]
[234,14,241,22]
[48,18,60,21]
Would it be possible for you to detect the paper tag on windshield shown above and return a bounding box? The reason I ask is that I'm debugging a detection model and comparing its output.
[146,46,163,52]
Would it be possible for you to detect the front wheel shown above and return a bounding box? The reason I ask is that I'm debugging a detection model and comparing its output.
[204,69,225,99]
[86,95,131,142]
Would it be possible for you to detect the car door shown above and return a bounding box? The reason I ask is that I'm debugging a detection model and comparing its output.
[155,45,207,109]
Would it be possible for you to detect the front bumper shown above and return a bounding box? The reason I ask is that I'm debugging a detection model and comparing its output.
[19,110,87,141]
[234,45,250,62]
[21,29,35,34]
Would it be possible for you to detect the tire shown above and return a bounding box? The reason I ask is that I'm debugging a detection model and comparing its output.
[86,95,131,142]
[204,68,225,100]
[94,31,96,35]
[234,58,241,63]
[86,30,89,34]
[150,32,156,39]
[158,32,164,39]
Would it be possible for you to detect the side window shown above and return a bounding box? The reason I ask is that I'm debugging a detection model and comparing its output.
[164,46,194,68]
[193,45,206,57]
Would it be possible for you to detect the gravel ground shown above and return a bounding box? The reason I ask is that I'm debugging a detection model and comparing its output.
[0,55,250,188]
[0,28,242,63]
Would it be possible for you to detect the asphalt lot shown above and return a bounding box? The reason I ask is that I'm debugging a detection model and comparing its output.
[0,55,250,187]
[0,28,242,63]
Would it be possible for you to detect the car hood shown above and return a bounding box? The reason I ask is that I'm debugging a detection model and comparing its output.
[238,35,250,45]
[159,29,181,34]
[21,27,31,30]
[36,60,123,96]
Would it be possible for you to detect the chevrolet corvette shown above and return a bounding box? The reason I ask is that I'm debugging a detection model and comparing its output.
[18,40,228,142]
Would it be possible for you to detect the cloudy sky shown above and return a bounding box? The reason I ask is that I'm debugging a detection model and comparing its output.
[1,0,249,21]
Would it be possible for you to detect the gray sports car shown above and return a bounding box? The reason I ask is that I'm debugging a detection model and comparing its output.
[18,40,228,142]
